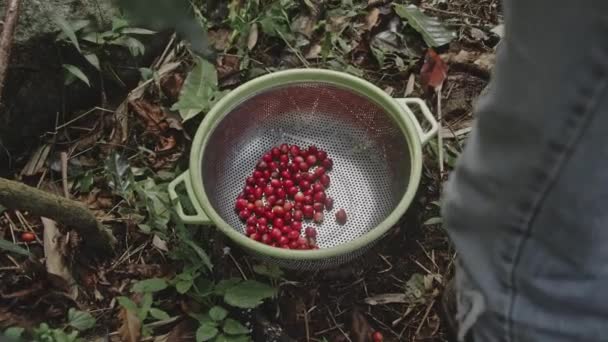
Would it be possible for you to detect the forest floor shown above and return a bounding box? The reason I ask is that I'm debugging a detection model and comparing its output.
[0,0,501,341]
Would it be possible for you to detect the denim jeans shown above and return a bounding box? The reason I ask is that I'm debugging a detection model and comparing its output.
[442,1,608,341]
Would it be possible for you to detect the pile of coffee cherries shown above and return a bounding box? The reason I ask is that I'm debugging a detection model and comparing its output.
[235,144,347,249]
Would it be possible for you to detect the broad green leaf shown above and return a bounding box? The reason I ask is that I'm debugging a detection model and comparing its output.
[196,322,219,342]
[193,278,214,297]
[224,280,276,309]
[112,36,146,56]
[394,4,456,47]
[0,239,31,257]
[68,308,96,331]
[3,327,24,339]
[208,306,228,322]
[423,217,442,226]
[132,278,168,293]
[77,171,94,193]
[176,279,194,294]
[171,57,225,122]
[53,15,81,52]
[185,240,213,271]
[63,64,90,87]
[80,32,102,44]
[213,278,241,296]
[223,318,249,335]
[253,264,283,280]
[112,17,129,31]
[117,296,138,312]
[149,308,171,321]
[216,333,250,342]
[84,54,100,70]
[138,292,153,321]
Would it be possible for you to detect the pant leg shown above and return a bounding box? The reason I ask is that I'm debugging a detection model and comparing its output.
[442,1,608,341]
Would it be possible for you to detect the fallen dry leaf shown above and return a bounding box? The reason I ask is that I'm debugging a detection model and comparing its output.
[161,73,185,101]
[156,135,177,153]
[118,306,142,342]
[292,14,315,38]
[152,235,169,252]
[130,99,169,133]
[474,53,496,72]
[350,309,374,342]
[364,293,408,305]
[365,8,381,31]
[208,28,232,51]
[305,43,322,59]
[248,23,259,50]
[404,73,416,97]
[420,48,448,92]
[42,218,77,299]
[216,55,240,80]
[21,144,51,177]
[165,319,197,341]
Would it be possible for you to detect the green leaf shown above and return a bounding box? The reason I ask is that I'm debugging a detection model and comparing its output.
[53,15,81,52]
[224,280,276,309]
[223,318,249,335]
[117,296,138,312]
[3,327,24,339]
[112,36,146,56]
[171,57,225,122]
[423,217,442,226]
[63,64,90,87]
[77,171,94,193]
[216,334,250,342]
[149,308,171,321]
[0,239,31,257]
[67,308,96,331]
[185,240,213,271]
[208,306,228,322]
[176,278,194,294]
[138,292,153,321]
[213,278,241,296]
[253,264,283,280]
[132,278,168,293]
[84,54,100,70]
[196,322,219,342]
[394,4,456,47]
[139,67,154,81]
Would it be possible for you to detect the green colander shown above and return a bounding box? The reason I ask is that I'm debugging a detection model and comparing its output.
[168,69,437,270]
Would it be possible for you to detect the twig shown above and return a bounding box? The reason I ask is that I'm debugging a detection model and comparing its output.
[378,254,393,274]
[415,299,436,336]
[303,306,310,342]
[416,240,439,271]
[420,5,481,20]
[228,252,247,280]
[436,84,444,174]
[0,0,21,102]
[413,259,434,275]
[4,212,16,243]
[328,308,352,342]
[60,152,69,198]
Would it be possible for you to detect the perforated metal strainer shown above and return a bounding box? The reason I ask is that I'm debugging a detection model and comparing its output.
[168,69,437,270]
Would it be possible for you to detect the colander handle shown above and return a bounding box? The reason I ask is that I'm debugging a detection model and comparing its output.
[168,171,211,224]
[395,98,439,145]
